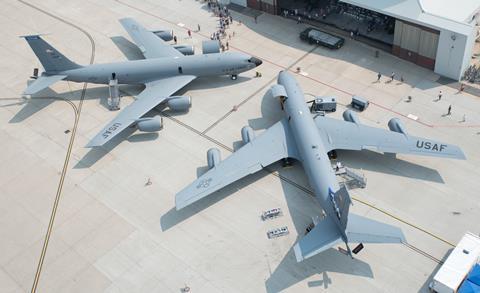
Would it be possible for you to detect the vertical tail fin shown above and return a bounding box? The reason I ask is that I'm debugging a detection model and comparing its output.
[21,35,81,73]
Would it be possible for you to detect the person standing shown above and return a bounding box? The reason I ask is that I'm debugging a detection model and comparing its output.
[390,72,395,81]
[447,105,452,115]
[438,90,442,101]
[377,72,381,82]
[197,24,200,32]
[187,30,192,38]
[173,35,177,44]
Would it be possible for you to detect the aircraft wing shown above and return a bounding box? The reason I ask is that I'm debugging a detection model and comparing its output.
[175,119,299,210]
[315,116,466,159]
[86,75,196,147]
[119,17,183,59]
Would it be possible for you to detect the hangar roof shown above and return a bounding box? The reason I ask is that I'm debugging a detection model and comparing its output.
[340,0,478,35]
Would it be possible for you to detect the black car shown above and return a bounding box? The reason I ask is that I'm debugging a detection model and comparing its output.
[300,28,345,49]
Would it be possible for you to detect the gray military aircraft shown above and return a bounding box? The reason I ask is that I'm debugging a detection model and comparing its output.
[176,71,466,262]
[21,18,262,147]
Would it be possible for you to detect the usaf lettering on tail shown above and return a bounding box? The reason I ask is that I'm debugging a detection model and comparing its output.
[416,141,447,152]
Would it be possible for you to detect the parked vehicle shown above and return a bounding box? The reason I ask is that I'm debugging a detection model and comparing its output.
[300,28,345,49]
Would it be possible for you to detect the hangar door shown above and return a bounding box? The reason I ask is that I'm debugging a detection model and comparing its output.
[247,0,276,14]
[231,0,247,6]
[393,20,439,70]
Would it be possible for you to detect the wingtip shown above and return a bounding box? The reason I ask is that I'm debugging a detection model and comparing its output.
[19,34,47,39]
[293,243,304,262]
[118,17,134,23]
[85,142,99,148]
[174,195,187,211]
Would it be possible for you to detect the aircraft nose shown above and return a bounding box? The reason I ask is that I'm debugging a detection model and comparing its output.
[249,57,262,67]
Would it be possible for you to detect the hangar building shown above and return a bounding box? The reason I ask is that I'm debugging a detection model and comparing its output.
[228,0,480,81]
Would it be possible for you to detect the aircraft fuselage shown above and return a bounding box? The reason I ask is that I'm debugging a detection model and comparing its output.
[59,51,258,85]
[278,71,345,234]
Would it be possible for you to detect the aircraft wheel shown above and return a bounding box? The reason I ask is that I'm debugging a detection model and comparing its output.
[231,74,237,80]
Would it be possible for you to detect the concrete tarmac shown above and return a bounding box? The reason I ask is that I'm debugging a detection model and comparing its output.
[1,0,479,292]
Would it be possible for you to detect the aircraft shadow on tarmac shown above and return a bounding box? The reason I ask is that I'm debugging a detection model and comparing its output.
[159,156,375,291]
[264,247,373,292]
[6,84,143,123]
[336,149,444,183]
[158,92,447,290]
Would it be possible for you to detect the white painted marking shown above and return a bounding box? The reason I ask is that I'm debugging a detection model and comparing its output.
[407,114,418,121]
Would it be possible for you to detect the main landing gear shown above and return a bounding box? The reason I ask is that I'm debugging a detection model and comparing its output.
[231,74,237,80]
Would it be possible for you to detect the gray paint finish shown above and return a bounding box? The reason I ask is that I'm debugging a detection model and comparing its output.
[176,71,466,263]
[22,18,262,147]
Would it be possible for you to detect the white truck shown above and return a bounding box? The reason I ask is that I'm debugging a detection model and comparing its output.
[430,232,480,293]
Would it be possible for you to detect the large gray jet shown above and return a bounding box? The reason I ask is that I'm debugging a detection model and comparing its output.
[22,18,262,147]
[176,71,466,262]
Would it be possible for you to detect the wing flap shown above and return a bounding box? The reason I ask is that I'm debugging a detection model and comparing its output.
[86,75,196,147]
[175,119,298,210]
[23,75,67,95]
[316,116,466,160]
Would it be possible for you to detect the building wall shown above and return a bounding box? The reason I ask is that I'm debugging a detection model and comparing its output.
[392,20,438,70]
[434,29,472,80]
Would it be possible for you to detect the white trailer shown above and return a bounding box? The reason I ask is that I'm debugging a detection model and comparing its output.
[430,232,480,293]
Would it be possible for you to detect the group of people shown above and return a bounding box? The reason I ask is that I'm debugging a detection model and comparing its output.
[376,72,463,118]
[207,4,234,52]
[282,0,395,38]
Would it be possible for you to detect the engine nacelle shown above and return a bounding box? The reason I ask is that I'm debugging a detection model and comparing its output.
[241,126,255,145]
[136,116,163,132]
[388,118,407,135]
[173,45,195,56]
[152,30,174,41]
[166,96,192,112]
[202,40,220,54]
[342,110,360,124]
[207,148,221,169]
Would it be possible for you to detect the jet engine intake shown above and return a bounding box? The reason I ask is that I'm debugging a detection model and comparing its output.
[166,96,192,112]
[136,116,163,132]
[202,40,220,54]
[152,30,174,41]
[388,118,407,135]
[241,126,255,145]
[342,110,360,124]
[207,148,221,169]
[173,45,194,56]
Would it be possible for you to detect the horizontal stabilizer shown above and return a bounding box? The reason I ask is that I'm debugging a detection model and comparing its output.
[346,213,405,244]
[293,217,342,262]
[23,75,67,95]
